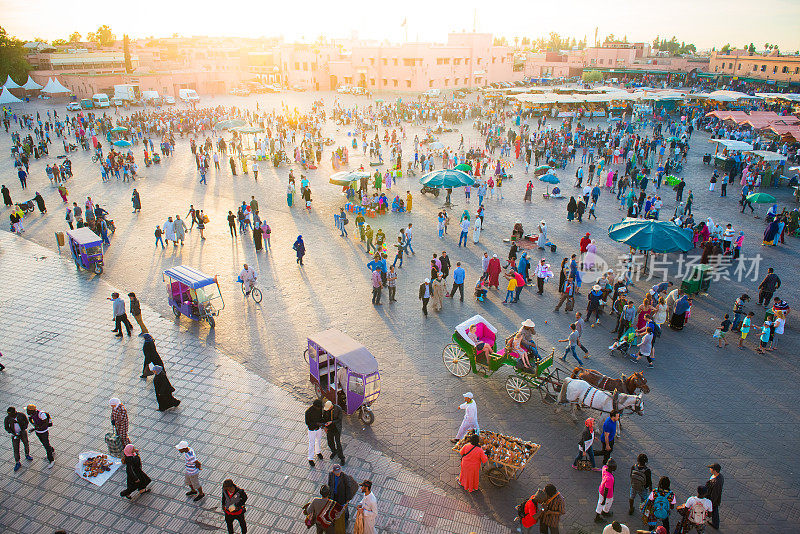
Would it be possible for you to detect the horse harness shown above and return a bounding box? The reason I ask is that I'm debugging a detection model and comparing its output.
[579,384,620,413]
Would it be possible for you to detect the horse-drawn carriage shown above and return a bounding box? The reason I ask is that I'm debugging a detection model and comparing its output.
[442,316,648,424]
[441,315,564,404]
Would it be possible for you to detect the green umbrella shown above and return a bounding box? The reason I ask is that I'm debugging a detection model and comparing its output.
[329,170,370,186]
[233,126,264,134]
[746,192,776,204]
[608,218,694,253]
[420,169,474,188]
[454,163,473,174]
[214,119,247,130]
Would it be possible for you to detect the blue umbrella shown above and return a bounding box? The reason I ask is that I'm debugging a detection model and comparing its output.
[538,173,560,184]
[112,140,132,148]
[420,169,474,188]
[607,218,693,253]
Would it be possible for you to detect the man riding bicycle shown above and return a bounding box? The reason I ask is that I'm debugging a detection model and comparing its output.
[239,264,257,295]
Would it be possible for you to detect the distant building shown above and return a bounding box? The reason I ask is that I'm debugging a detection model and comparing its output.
[709,50,800,86]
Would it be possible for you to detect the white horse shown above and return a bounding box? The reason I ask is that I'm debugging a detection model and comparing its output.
[557,377,643,420]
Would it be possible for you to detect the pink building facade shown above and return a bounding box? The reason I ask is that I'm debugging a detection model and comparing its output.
[280,33,514,92]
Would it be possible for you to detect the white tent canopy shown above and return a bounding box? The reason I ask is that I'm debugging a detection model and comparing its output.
[0,87,23,104]
[41,77,70,94]
[3,75,21,89]
[709,139,753,151]
[21,76,42,90]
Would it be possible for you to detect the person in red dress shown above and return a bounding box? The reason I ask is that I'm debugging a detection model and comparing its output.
[486,255,502,289]
[458,434,488,492]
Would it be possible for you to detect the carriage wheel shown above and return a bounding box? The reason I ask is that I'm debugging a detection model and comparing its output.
[172,305,181,318]
[359,407,375,426]
[303,348,310,364]
[93,263,103,275]
[505,376,532,403]
[486,467,509,487]
[251,288,263,303]
[442,344,471,377]
[313,382,323,399]
[541,368,564,404]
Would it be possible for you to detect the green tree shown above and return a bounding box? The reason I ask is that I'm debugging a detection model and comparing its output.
[87,25,115,47]
[653,35,660,49]
[69,31,81,44]
[582,70,603,82]
[123,34,132,74]
[521,37,530,46]
[51,39,67,46]
[0,27,31,83]
[720,43,732,54]
[747,43,755,55]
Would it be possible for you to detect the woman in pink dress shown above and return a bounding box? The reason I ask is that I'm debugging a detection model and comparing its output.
[458,434,488,492]
[606,169,614,189]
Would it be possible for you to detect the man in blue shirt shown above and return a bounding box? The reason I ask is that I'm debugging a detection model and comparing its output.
[599,411,620,466]
[448,262,466,301]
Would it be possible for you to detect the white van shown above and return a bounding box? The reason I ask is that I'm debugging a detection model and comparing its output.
[178,89,200,103]
[92,94,110,108]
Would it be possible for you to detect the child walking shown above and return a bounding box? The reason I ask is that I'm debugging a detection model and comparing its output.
[716,314,732,348]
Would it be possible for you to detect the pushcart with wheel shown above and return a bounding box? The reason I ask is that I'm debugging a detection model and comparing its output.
[452,429,539,487]
[442,315,565,404]
[304,329,380,425]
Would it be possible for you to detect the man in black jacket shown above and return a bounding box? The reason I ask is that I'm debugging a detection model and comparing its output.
[323,400,345,465]
[757,268,781,307]
[327,464,358,527]
[306,400,324,467]
[705,463,724,529]
[5,406,32,471]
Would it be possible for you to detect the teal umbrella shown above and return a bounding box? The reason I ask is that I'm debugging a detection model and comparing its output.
[329,170,370,186]
[112,139,132,148]
[746,192,776,204]
[608,218,693,253]
[110,126,128,133]
[538,173,559,184]
[214,119,246,130]
[233,126,264,134]
[420,169,474,188]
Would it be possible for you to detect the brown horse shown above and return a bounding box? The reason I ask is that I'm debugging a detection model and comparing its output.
[570,367,650,395]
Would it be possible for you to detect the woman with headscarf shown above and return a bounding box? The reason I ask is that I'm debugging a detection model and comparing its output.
[763,219,779,246]
[458,433,488,492]
[765,204,778,224]
[567,196,577,221]
[151,364,180,411]
[558,257,569,293]
[293,235,306,265]
[517,252,531,283]
[141,334,164,379]
[120,443,151,499]
[669,294,691,330]
[253,220,263,251]
[431,273,446,312]
[486,254,502,289]
[109,398,130,445]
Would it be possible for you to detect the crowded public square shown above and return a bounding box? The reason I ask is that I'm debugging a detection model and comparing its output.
[1,11,800,534]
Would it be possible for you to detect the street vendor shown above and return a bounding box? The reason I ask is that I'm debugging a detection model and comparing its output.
[450,392,479,443]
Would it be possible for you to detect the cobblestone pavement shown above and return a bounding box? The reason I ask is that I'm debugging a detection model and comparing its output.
[2,93,799,533]
[0,231,508,534]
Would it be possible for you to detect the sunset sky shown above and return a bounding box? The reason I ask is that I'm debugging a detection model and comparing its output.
[3,0,799,51]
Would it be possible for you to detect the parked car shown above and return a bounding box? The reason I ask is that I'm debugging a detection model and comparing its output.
[352,86,367,95]
[66,101,81,111]
[337,85,352,94]
[422,88,441,97]
[230,87,251,96]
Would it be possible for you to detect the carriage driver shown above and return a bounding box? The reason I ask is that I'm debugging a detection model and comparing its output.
[514,319,542,368]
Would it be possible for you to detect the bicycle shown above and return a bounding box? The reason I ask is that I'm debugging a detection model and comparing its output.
[238,277,262,303]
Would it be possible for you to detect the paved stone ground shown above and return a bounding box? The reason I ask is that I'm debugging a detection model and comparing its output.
[2,92,800,533]
[0,231,508,534]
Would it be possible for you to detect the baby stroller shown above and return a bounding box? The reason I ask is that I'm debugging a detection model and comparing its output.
[609,328,636,358]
